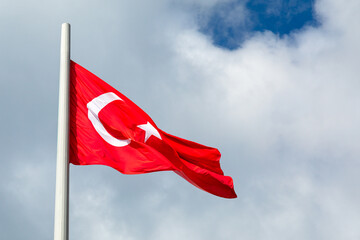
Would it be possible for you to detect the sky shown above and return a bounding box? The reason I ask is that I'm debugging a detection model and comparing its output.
[0,0,359,239]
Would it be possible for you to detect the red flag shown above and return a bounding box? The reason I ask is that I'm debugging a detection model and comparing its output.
[70,61,237,198]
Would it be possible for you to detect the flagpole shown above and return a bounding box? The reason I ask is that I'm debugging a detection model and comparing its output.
[54,23,70,240]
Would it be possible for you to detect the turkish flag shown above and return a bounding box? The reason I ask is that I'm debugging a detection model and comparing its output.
[70,61,237,198]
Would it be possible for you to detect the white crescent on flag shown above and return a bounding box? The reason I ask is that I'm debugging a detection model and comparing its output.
[87,92,131,147]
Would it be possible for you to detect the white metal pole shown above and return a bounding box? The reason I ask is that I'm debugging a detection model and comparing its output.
[54,23,70,240]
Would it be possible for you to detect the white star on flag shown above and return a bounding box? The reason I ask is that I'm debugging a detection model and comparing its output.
[137,121,162,143]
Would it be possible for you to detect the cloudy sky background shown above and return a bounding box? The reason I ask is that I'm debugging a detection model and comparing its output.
[1,0,359,239]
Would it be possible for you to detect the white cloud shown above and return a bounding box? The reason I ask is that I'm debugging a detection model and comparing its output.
[161,0,360,238]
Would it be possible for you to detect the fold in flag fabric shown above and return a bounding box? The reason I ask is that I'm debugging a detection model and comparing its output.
[70,61,237,199]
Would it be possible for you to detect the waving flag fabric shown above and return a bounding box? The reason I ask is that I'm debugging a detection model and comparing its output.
[69,61,237,198]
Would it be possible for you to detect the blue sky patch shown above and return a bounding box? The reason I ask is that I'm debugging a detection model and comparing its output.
[199,0,319,50]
